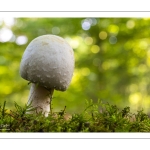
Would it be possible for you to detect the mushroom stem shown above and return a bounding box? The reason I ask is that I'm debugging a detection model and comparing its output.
[27,83,54,117]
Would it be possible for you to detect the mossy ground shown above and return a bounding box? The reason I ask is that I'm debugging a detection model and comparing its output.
[0,100,150,132]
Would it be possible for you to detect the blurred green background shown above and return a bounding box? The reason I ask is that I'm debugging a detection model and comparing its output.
[1,18,150,114]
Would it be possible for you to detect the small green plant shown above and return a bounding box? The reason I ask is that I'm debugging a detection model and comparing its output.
[1,100,150,132]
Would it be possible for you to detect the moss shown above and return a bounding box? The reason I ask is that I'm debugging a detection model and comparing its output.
[0,100,150,132]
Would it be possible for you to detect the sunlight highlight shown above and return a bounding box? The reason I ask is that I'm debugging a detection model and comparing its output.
[65,36,81,49]
[129,92,141,105]
[3,18,15,27]
[108,24,119,35]
[16,35,28,45]
[0,27,13,42]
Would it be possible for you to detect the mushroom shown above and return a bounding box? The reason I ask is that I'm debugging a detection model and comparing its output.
[19,34,74,117]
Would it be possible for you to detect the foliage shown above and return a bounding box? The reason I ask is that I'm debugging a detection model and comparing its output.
[1,100,150,132]
[1,18,150,113]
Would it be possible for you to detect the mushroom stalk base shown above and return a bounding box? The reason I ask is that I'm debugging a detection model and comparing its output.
[27,83,54,117]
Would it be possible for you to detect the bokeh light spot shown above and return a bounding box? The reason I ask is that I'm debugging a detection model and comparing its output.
[81,19,92,30]
[65,36,80,49]
[109,36,117,44]
[129,93,141,105]
[90,18,97,26]
[126,20,135,29]
[81,68,90,76]
[52,27,60,35]
[3,18,15,27]
[99,31,107,40]
[70,39,79,49]
[0,27,13,42]
[16,35,28,45]
[139,40,148,50]
[91,45,100,53]
[82,21,90,30]
[108,24,119,35]
[81,18,97,31]
[71,69,83,91]
[88,72,97,81]
[84,37,93,45]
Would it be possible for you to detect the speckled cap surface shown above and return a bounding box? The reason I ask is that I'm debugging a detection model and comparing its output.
[20,35,74,91]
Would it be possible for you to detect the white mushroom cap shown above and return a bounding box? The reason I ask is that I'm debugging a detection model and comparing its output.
[20,34,74,91]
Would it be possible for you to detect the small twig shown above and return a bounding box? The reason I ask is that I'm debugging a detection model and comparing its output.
[59,106,66,116]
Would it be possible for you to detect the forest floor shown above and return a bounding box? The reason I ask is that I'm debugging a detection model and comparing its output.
[0,100,150,132]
